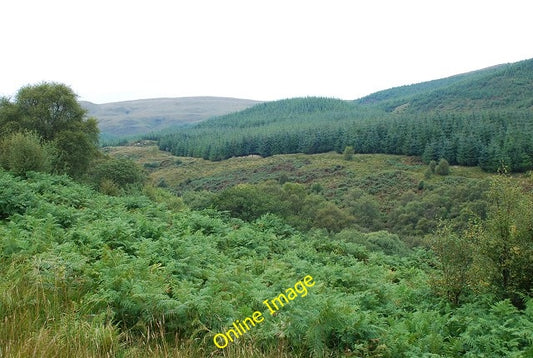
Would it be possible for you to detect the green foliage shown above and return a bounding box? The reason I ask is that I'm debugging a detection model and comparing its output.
[156,108,533,172]
[429,160,437,173]
[150,59,533,173]
[15,82,88,141]
[87,158,146,193]
[99,178,121,196]
[313,202,355,233]
[54,130,96,178]
[337,229,409,256]
[428,173,533,308]
[142,185,185,211]
[137,147,492,239]
[429,222,477,304]
[477,174,533,306]
[214,183,278,222]
[212,181,354,232]
[0,170,37,219]
[343,146,354,161]
[358,58,533,112]
[0,131,54,175]
[344,190,383,231]
[0,82,99,178]
[182,189,216,210]
[435,158,450,176]
[1,156,532,356]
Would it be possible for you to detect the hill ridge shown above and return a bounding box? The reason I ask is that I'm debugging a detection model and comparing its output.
[357,58,533,112]
[82,96,262,137]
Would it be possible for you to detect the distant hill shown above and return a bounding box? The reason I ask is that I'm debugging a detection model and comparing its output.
[81,97,261,137]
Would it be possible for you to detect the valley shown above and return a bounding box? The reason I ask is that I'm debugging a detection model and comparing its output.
[1,58,533,357]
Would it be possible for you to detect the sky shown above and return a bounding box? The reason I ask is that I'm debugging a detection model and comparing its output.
[1,0,532,104]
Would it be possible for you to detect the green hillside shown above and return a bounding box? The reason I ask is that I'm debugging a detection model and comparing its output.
[82,97,261,138]
[150,58,533,171]
[357,59,533,112]
[108,142,492,238]
[2,167,533,357]
[2,82,533,357]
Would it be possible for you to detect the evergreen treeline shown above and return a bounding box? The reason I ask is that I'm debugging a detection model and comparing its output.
[155,103,533,172]
[152,58,533,171]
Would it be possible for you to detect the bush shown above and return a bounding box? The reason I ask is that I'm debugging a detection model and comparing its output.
[429,160,437,173]
[53,130,95,178]
[0,131,54,175]
[182,190,216,210]
[435,159,450,176]
[214,184,277,221]
[99,179,120,196]
[343,146,355,161]
[143,185,185,211]
[88,158,146,193]
[313,202,355,232]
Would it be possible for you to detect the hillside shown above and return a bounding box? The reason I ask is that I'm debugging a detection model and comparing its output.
[3,81,533,357]
[106,142,492,238]
[2,160,533,357]
[81,96,261,137]
[150,58,533,171]
[357,59,533,112]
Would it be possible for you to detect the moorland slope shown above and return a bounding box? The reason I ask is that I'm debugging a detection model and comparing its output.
[82,96,261,137]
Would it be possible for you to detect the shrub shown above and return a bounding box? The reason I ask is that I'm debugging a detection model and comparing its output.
[343,146,355,161]
[337,229,409,256]
[53,130,95,178]
[435,159,450,176]
[0,131,54,175]
[429,160,437,173]
[182,190,216,210]
[143,185,185,211]
[88,158,146,193]
[99,179,120,196]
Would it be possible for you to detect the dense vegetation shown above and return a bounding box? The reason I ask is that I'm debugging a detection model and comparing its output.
[1,168,532,357]
[152,59,533,172]
[2,61,533,356]
[0,83,99,178]
[109,146,483,236]
[0,83,147,193]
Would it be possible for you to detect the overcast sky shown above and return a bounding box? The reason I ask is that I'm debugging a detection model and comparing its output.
[1,0,532,103]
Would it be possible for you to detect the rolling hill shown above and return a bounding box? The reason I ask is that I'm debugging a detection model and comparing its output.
[357,59,533,112]
[151,58,533,170]
[81,96,261,137]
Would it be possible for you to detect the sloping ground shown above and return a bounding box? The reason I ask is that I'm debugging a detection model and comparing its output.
[82,96,261,137]
[1,169,532,357]
[357,58,533,112]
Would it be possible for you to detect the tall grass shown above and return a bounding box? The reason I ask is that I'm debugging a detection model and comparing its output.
[0,258,119,358]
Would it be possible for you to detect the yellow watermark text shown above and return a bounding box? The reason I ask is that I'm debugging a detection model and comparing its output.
[213,275,316,349]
